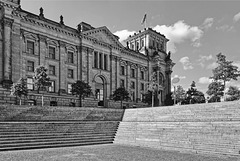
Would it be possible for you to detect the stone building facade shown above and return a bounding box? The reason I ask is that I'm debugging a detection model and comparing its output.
[0,0,174,108]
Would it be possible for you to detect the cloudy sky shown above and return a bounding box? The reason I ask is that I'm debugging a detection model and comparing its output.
[21,0,240,94]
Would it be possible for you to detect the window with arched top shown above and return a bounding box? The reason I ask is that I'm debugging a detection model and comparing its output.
[159,73,164,85]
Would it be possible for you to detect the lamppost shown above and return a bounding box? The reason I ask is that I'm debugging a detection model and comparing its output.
[172,77,180,105]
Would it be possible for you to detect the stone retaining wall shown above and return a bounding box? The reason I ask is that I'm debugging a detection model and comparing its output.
[114,101,240,157]
[0,105,125,121]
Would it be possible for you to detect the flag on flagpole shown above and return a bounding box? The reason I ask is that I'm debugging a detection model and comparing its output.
[141,13,147,25]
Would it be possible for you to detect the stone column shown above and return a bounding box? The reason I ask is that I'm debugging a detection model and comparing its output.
[126,61,129,90]
[38,35,47,66]
[165,70,172,95]
[109,51,113,94]
[87,47,94,84]
[114,56,118,90]
[2,17,13,81]
[58,41,66,94]
[136,65,139,102]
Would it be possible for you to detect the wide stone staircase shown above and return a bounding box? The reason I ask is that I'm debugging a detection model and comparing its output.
[114,101,240,157]
[0,106,124,151]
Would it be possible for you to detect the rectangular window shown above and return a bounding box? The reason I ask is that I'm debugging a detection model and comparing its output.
[48,80,55,92]
[27,78,34,90]
[104,54,108,70]
[136,42,139,50]
[131,81,135,89]
[131,68,135,78]
[49,46,55,59]
[99,53,103,69]
[120,79,125,87]
[141,39,144,47]
[94,51,98,68]
[49,65,55,75]
[131,43,134,50]
[132,92,135,101]
[141,83,144,90]
[120,66,125,75]
[156,42,159,50]
[141,71,144,80]
[27,41,34,55]
[67,51,74,63]
[67,83,72,94]
[27,61,34,72]
[68,69,74,78]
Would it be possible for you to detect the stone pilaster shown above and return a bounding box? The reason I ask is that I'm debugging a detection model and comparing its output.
[2,17,13,81]
[38,35,47,65]
[115,56,119,90]
[77,46,81,80]
[109,50,113,94]
[58,40,66,94]
[165,70,172,95]
[11,20,21,83]
[126,61,129,90]
[136,65,139,102]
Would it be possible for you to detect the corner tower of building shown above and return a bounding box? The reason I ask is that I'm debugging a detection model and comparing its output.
[126,28,174,106]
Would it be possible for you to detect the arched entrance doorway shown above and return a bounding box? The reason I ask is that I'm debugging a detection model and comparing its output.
[95,76,104,107]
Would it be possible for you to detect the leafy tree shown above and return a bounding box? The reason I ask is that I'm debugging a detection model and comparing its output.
[164,92,174,106]
[71,80,92,107]
[175,85,186,104]
[112,87,130,109]
[10,78,28,105]
[33,65,51,106]
[211,53,240,93]
[143,90,153,105]
[185,81,205,104]
[226,86,240,101]
[208,95,221,103]
[206,81,224,103]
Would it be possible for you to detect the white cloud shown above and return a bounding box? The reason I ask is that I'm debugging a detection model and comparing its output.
[179,56,193,70]
[153,20,203,53]
[202,18,214,30]
[233,12,240,22]
[198,54,214,68]
[216,25,234,32]
[207,62,218,69]
[198,77,213,84]
[113,30,135,43]
[114,20,204,53]
[172,74,186,80]
[232,61,240,69]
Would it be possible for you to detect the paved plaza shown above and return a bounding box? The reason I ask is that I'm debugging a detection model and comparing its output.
[0,144,238,161]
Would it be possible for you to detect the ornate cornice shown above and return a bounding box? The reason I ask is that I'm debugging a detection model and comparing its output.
[12,10,79,39]
[0,1,19,10]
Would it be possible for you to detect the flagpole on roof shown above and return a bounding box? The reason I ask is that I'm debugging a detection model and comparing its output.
[141,13,147,29]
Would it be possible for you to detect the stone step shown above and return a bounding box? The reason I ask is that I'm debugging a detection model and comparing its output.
[0,135,115,145]
[0,131,116,139]
[0,140,113,151]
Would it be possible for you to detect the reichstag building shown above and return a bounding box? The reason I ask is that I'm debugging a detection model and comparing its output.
[0,0,174,108]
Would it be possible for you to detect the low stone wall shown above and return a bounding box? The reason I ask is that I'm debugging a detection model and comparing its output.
[108,100,148,109]
[0,87,16,105]
[114,101,240,157]
[0,86,99,107]
[0,105,125,121]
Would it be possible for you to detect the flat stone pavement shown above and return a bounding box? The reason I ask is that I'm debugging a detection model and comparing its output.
[0,144,239,161]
